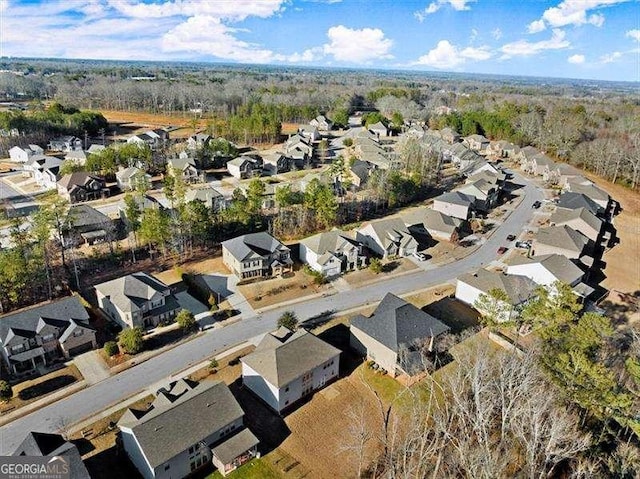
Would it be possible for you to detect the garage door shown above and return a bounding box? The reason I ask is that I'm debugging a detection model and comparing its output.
[67,342,94,357]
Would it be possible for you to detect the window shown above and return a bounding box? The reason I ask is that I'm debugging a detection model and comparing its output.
[73,329,84,337]
[285,386,289,392]
[12,344,25,353]
[188,446,195,454]
[42,334,55,342]
[164,465,170,471]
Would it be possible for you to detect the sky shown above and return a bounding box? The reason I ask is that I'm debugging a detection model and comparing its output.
[0,0,639,82]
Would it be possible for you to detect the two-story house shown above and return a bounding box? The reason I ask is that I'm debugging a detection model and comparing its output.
[63,204,114,246]
[222,232,292,280]
[94,272,181,329]
[57,172,109,203]
[456,179,500,212]
[119,379,259,479]
[167,156,201,184]
[12,432,91,479]
[9,144,43,163]
[24,155,64,189]
[350,293,450,378]
[226,156,263,179]
[356,217,419,258]
[116,166,152,191]
[299,229,366,277]
[48,136,82,152]
[463,134,490,153]
[241,327,340,413]
[432,191,475,220]
[309,115,333,132]
[186,132,212,150]
[0,296,96,375]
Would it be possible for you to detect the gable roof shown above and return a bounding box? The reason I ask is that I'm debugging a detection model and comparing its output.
[0,296,89,345]
[241,328,340,388]
[185,186,223,204]
[116,166,148,182]
[535,225,589,253]
[556,192,602,216]
[360,217,415,248]
[507,254,584,285]
[434,190,475,207]
[402,208,459,235]
[549,207,603,237]
[567,181,610,203]
[351,293,450,353]
[119,380,244,469]
[168,156,197,171]
[13,432,91,479]
[222,232,289,263]
[458,269,537,305]
[300,229,359,255]
[67,204,111,229]
[94,272,171,314]
[57,171,104,190]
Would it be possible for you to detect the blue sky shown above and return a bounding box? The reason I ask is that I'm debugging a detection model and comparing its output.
[1,0,638,81]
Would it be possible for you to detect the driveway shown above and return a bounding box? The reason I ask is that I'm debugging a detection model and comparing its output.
[0,171,544,455]
[72,351,111,386]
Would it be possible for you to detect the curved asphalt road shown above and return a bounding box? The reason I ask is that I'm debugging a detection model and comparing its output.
[0,171,543,455]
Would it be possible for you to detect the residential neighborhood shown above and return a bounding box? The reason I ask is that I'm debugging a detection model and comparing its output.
[0,49,637,479]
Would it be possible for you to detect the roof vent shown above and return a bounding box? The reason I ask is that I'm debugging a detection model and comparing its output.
[154,426,163,431]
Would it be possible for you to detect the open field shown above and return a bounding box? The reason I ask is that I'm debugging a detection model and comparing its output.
[101,109,209,129]
[153,256,227,286]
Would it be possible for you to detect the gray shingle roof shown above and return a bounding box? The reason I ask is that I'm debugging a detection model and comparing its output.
[222,232,289,263]
[567,182,610,203]
[12,432,91,479]
[185,186,223,204]
[535,225,589,254]
[299,229,359,256]
[94,272,171,314]
[434,191,475,206]
[67,204,111,229]
[211,428,259,465]
[507,254,584,285]
[556,192,602,215]
[350,293,450,353]
[458,269,537,305]
[120,380,245,469]
[0,296,89,345]
[549,207,603,238]
[57,171,104,190]
[241,329,340,388]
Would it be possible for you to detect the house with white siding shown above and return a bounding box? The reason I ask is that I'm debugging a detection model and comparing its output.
[356,217,418,258]
[432,191,475,220]
[299,229,366,277]
[241,327,340,413]
[9,144,43,163]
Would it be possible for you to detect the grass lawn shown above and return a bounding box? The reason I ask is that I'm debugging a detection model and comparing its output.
[343,258,418,287]
[206,458,283,479]
[0,364,84,415]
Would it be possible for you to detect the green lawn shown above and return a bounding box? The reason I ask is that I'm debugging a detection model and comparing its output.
[206,458,282,479]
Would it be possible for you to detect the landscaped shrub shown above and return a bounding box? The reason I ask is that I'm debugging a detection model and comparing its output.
[118,327,145,355]
[103,341,119,357]
[0,380,12,401]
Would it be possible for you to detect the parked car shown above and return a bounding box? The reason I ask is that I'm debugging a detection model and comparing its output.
[413,252,428,261]
[532,201,541,209]
[497,246,508,255]
[515,241,532,249]
[506,234,516,241]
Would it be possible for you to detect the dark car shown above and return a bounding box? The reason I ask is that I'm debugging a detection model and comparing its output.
[506,234,516,241]
[532,201,542,209]
[497,246,508,255]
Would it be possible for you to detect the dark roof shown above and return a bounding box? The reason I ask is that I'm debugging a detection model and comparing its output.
[57,171,104,189]
[222,232,289,262]
[0,296,89,345]
[211,428,259,465]
[119,380,245,469]
[556,192,602,216]
[434,191,475,206]
[13,432,91,479]
[67,204,111,229]
[350,293,450,353]
[241,328,340,388]
[94,272,172,314]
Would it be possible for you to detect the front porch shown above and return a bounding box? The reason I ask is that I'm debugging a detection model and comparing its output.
[9,346,47,375]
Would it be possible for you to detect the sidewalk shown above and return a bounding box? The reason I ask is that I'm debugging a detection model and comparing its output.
[69,341,252,434]
[0,381,87,427]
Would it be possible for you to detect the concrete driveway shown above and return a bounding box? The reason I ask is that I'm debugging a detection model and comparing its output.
[72,351,111,386]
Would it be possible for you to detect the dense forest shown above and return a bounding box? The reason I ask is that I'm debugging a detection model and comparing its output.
[1,58,638,187]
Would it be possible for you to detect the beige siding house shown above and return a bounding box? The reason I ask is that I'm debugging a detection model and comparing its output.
[222,232,292,280]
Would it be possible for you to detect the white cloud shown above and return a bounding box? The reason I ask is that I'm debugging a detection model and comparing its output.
[500,29,570,58]
[568,54,585,64]
[322,25,393,63]
[491,28,503,40]
[162,16,283,63]
[0,0,9,13]
[600,51,622,63]
[107,0,286,21]
[470,28,478,42]
[412,40,492,69]
[627,30,640,42]
[414,0,474,21]
[527,19,547,33]
[527,0,626,32]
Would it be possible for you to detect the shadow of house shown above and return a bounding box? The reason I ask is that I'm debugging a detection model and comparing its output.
[423,297,481,334]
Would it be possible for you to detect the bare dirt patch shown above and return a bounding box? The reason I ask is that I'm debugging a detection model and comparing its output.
[101,110,208,130]
[343,258,418,287]
[187,345,255,384]
[239,269,334,310]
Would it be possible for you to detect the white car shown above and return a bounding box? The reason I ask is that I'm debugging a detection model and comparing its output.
[413,252,428,261]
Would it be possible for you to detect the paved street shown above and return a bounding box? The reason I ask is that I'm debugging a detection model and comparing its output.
[0,171,543,455]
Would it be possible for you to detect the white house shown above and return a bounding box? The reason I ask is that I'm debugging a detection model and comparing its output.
[9,144,43,163]
[432,191,475,220]
[356,217,418,258]
[241,327,340,413]
[299,229,366,277]
[455,269,537,323]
